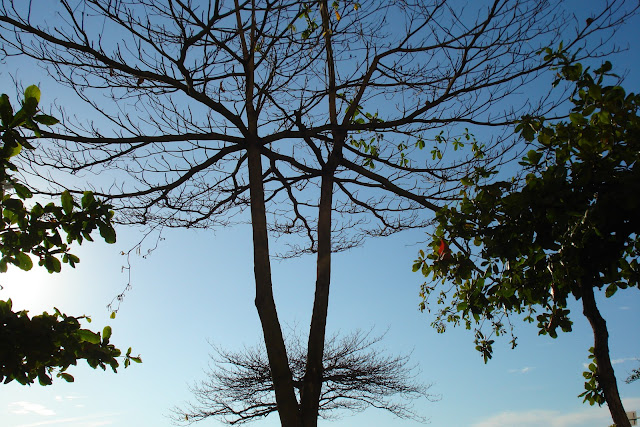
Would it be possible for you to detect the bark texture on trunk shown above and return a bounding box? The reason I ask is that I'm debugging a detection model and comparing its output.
[247,141,302,426]
[580,279,630,427]
[299,3,341,425]
[238,2,301,424]
[300,170,334,426]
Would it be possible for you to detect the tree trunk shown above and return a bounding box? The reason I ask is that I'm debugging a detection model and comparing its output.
[580,279,630,427]
[237,2,300,423]
[300,170,334,426]
[299,3,341,424]
[247,141,302,427]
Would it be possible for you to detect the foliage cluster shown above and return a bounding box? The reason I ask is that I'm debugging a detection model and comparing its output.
[414,51,639,408]
[0,298,139,385]
[0,85,138,385]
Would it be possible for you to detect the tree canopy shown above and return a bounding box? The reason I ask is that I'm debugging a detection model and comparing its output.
[0,85,139,386]
[414,52,640,426]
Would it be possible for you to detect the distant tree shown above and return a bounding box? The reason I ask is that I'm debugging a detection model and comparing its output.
[0,85,139,386]
[413,53,639,427]
[173,330,433,425]
[0,1,636,425]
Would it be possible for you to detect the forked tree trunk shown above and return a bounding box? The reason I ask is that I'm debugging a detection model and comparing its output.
[580,279,630,427]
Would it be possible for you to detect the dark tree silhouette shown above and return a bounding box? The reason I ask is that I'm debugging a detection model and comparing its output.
[0,1,636,425]
[174,330,434,425]
[413,56,640,426]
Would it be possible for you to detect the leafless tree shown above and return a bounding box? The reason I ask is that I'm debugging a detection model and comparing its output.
[173,330,434,425]
[0,1,636,425]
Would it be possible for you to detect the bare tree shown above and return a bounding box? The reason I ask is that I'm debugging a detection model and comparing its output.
[173,330,434,425]
[0,1,636,425]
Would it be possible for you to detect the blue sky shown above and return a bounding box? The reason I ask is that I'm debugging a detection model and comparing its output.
[1,1,640,426]
[1,226,639,427]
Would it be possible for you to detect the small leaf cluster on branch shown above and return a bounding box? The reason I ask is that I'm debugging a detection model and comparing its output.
[0,85,138,386]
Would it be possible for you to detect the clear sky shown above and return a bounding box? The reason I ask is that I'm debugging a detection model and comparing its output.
[1,1,639,427]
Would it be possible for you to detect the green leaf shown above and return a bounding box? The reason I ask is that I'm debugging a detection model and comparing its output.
[24,85,41,104]
[110,311,117,319]
[521,125,535,142]
[582,105,596,117]
[0,93,13,127]
[43,255,62,273]
[61,190,74,215]
[604,283,617,298]
[65,253,80,267]
[38,372,52,386]
[77,329,101,344]
[526,150,543,165]
[7,141,22,158]
[588,84,601,100]
[461,177,473,186]
[9,108,28,128]
[13,182,33,199]
[600,61,612,73]
[569,113,586,125]
[32,114,59,126]
[99,225,116,244]
[15,252,33,271]
[81,191,95,208]
[103,325,112,341]
[21,96,39,118]
[58,372,74,383]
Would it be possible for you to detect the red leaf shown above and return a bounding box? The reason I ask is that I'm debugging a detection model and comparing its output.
[438,239,452,261]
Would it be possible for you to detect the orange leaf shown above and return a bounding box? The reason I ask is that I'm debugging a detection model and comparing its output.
[438,239,452,261]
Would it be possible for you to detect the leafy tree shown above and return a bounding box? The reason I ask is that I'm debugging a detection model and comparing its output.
[414,52,639,426]
[173,330,434,425]
[0,85,139,386]
[0,1,636,425]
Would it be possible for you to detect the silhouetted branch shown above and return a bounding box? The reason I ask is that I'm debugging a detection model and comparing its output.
[172,330,436,425]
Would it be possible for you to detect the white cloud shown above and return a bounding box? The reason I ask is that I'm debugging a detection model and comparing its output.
[472,408,608,427]
[9,402,55,416]
[611,358,638,365]
[54,395,85,403]
[15,414,118,427]
[508,366,534,374]
[472,397,640,427]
